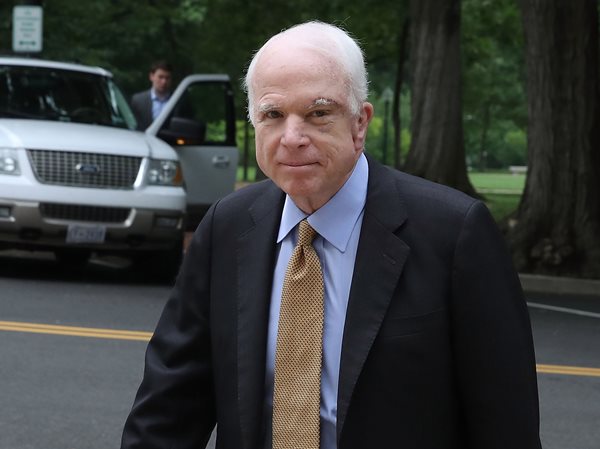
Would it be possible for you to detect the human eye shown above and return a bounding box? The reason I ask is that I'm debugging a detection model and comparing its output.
[312,109,329,118]
[265,110,283,119]
[256,103,283,122]
[307,108,332,122]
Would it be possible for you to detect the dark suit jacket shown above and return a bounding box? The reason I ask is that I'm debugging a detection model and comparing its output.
[130,89,153,130]
[121,157,542,449]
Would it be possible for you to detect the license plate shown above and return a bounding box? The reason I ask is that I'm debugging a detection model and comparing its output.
[66,224,106,244]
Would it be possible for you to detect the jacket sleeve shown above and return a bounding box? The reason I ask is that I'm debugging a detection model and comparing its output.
[450,200,542,448]
[120,205,218,449]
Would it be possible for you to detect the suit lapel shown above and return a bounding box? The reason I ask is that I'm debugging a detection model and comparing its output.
[336,160,410,443]
[236,183,284,449]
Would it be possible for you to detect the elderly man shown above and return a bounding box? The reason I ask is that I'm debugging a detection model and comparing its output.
[121,21,541,449]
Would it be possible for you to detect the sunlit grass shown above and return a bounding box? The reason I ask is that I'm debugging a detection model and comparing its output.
[469,171,525,193]
[469,171,523,221]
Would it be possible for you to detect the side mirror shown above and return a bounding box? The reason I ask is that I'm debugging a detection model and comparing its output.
[157,116,206,146]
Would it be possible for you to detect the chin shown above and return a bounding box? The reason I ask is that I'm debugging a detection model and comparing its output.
[279,181,317,198]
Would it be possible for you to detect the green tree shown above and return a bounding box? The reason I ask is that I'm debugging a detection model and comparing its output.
[462,0,527,170]
[0,1,534,187]
[0,1,210,93]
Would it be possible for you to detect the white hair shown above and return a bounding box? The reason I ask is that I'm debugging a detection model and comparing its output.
[243,21,369,123]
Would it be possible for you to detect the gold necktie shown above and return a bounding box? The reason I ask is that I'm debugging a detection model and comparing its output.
[273,219,324,449]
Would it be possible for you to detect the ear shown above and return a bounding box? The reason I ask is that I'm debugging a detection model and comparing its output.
[352,102,374,152]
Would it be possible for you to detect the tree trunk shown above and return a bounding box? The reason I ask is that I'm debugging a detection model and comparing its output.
[404,0,477,197]
[393,16,410,170]
[508,0,600,278]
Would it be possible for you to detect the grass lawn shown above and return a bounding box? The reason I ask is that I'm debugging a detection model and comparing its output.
[469,171,523,221]
[468,171,525,193]
[482,193,521,222]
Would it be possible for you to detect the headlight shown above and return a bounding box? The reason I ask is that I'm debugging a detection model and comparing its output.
[147,159,183,186]
[0,149,21,175]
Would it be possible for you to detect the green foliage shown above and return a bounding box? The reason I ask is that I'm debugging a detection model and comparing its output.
[237,165,257,182]
[0,0,403,124]
[0,0,212,95]
[462,0,527,169]
[236,119,257,180]
[494,127,527,167]
[365,88,411,164]
[0,0,527,172]
[365,116,384,160]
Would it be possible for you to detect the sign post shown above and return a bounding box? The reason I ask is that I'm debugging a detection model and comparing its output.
[12,4,44,53]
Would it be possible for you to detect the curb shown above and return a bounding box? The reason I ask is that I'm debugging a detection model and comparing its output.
[519,273,600,297]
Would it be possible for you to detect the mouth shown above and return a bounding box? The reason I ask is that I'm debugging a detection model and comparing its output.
[280,161,318,167]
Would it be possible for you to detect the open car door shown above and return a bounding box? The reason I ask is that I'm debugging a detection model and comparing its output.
[147,74,239,229]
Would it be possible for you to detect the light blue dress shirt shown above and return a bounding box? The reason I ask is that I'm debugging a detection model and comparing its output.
[151,89,170,120]
[263,154,369,449]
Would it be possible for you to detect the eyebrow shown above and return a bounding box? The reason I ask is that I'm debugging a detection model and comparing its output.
[309,98,339,108]
[258,102,279,113]
[256,98,340,114]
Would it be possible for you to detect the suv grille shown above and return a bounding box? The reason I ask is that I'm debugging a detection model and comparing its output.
[40,203,131,223]
[27,150,142,189]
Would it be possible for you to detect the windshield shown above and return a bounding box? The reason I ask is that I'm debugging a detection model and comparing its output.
[0,65,137,129]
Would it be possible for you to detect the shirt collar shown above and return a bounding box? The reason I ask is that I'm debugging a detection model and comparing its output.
[277,153,369,252]
[151,89,170,102]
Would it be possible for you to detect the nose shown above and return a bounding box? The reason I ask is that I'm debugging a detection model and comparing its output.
[281,116,309,148]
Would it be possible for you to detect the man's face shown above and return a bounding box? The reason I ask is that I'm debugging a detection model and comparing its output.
[149,68,172,97]
[251,45,373,213]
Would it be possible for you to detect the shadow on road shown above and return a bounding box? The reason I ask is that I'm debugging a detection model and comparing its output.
[0,249,175,286]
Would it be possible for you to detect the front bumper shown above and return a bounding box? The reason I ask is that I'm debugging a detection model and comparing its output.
[0,199,184,253]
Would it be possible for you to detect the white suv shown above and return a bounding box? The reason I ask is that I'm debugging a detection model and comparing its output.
[0,57,191,278]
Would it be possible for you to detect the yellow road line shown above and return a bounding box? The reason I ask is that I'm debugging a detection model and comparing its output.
[0,320,152,342]
[536,364,600,378]
[1,321,600,378]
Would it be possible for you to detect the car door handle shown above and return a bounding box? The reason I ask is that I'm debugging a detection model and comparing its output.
[212,155,230,168]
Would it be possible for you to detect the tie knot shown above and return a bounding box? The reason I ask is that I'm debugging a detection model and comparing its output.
[297,219,317,247]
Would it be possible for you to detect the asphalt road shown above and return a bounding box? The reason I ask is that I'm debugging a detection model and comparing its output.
[0,250,598,449]
[527,292,600,449]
